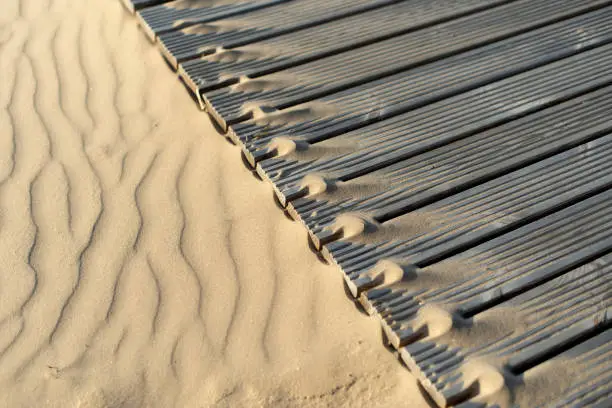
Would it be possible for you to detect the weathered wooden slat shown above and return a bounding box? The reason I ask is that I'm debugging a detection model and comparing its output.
[403,273,612,407]
[543,335,612,408]
[137,0,288,42]
[204,4,612,127]
[368,192,612,405]
[154,0,412,68]
[281,87,612,249]
[250,43,612,207]
[178,0,594,104]
[323,136,612,297]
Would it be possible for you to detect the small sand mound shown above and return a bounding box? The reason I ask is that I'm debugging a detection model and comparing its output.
[348,259,417,297]
[267,136,309,157]
[412,304,455,341]
[175,18,244,34]
[299,174,331,197]
[459,359,510,408]
[246,101,338,126]
[232,73,297,93]
[209,44,275,64]
[331,213,379,240]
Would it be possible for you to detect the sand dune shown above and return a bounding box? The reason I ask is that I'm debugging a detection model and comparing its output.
[0,0,429,406]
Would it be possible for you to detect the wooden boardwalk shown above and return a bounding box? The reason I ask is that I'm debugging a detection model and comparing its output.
[121,1,612,406]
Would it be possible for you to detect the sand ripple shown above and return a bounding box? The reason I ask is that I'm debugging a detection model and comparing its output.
[0,0,429,407]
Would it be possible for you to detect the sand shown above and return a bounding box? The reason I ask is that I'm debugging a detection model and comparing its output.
[0,0,430,407]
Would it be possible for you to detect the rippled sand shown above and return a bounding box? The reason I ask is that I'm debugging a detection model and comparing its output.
[0,0,429,407]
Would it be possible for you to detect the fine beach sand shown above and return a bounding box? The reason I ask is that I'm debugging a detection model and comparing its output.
[0,0,430,407]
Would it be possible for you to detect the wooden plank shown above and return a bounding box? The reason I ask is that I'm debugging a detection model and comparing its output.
[178,0,567,103]
[203,4,612,127]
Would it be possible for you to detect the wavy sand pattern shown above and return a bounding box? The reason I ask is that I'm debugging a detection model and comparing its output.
[0,0,429,406]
